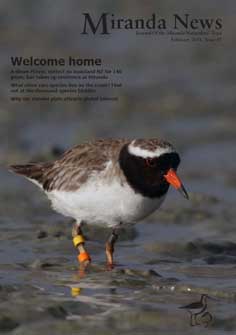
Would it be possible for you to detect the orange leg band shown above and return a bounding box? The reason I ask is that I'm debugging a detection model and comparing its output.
[78,251,91,263]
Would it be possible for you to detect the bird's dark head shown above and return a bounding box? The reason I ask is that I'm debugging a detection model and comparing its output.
[201,294,210,304]
[119,139,188,199]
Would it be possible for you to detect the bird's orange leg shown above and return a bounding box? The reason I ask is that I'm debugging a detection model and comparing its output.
[105,230,118,269]
[72,222,91,266]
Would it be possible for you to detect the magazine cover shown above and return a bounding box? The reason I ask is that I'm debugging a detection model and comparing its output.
[1,1,235,334]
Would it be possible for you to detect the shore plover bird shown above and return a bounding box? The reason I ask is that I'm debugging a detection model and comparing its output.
[10,138,188,268]
[179,294,213,327]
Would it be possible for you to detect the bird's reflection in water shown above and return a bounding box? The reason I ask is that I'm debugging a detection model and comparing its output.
[71,286,82,297]
[70,262,116,298]
[179,294,214,327]
[70,262,89,297]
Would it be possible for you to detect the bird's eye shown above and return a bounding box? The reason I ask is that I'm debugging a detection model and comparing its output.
[145,158,156,167]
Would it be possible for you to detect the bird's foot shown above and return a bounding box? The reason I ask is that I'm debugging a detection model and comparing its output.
[106,262,115,271]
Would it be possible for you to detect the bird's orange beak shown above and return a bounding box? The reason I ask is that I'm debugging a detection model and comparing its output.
[164,168,189,199]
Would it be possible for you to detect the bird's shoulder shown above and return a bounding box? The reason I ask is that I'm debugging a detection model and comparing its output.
[43,138,129,191]
[59,138,128,165]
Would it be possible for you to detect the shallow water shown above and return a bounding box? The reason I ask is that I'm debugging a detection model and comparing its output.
[1,165,236,334]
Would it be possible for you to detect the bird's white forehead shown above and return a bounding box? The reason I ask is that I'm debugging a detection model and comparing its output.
[128,141,174,158]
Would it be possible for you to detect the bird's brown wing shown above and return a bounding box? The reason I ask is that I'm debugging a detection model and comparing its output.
[41,138,128,191]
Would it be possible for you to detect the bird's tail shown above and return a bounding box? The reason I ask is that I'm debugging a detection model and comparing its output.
[9,163,51,186]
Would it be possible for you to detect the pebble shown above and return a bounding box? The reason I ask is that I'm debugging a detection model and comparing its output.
[47,305,68,319]
[0,316,19,331]
[29,259,55,269]
[120,268,162,278]
[37,230,48,239]
[53,231,65,238]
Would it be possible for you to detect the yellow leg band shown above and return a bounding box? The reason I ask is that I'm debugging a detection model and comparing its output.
[71,287,81,297]
[73,235,85,248]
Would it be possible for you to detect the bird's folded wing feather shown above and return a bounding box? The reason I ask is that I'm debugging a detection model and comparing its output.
[42,139,128,192]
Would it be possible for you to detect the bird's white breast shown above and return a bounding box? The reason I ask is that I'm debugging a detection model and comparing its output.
[46,174,165,227]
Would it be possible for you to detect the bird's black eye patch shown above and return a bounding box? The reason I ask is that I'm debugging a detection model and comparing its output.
[145,158,156,167]
[157,152,180,171]
[119,145,181,198]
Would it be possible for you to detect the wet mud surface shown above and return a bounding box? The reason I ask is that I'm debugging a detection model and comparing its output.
[0,169,236,334]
